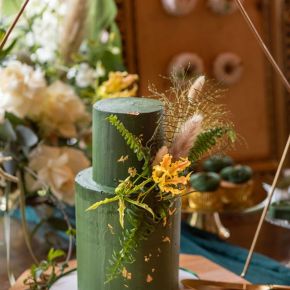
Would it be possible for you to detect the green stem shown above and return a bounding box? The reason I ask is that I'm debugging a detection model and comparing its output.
[139,184,156,203]
[128,178,152,195]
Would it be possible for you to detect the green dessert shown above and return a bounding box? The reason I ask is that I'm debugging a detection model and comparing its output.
[220,165,253,184]
[202,155,234,173]
[190,172,221,192]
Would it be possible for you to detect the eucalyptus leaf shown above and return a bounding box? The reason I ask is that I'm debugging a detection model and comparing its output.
[4,112,24,126]
[0,120,17,142]
[2,154,17,175]
[16,125,38,147]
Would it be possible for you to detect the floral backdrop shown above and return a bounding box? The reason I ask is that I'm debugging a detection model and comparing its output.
[0,0,138,253]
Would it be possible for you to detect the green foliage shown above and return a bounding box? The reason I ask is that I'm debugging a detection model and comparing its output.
[87,176,155,228]
[189,127,236,162]
[24,248,69,290]
[106,208,156,283]
[87,0,117,41]
[0,118,38,160]
[105,200,171,283]
[2,0,23,16]
[47,248,65,262]
[107,114,150,168]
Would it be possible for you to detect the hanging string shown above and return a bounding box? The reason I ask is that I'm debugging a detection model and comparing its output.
[241,134,290,277]
[234,0,290,92]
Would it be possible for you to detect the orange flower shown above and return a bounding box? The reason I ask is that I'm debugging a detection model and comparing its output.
[152,154,191,195]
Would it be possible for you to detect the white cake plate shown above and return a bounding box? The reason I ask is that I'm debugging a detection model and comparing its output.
[50,269,199,290]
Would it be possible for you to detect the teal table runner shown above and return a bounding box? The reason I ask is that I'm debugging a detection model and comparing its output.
[180,223,290,285]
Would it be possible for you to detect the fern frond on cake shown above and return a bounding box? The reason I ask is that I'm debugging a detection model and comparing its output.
[107,114,150,169]
[189,127,236,162]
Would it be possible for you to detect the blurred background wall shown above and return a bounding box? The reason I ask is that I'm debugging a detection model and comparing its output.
[116,0,289,170]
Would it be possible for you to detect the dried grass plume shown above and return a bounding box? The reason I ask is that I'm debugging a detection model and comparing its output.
[60,0,88,63]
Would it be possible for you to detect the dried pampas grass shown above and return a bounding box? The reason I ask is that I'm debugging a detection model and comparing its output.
[149,73,235,157]
[153,146,168,166]
[170,114,203,160]
[60,0,88,63]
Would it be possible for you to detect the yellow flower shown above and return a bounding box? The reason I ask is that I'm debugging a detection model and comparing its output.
[97,71,138,99]
[152,154,191,195]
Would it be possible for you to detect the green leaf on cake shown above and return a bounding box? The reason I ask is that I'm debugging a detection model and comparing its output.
[118,197,126,228]
[125,199,155,220]
[86,196,119,211]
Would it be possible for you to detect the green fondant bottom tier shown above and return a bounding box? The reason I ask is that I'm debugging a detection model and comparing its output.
[76,168,181,290]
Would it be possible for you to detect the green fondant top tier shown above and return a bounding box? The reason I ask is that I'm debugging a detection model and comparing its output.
[93,97,163,187]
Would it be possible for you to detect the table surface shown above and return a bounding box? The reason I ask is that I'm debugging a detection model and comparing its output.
[9,254,247,290]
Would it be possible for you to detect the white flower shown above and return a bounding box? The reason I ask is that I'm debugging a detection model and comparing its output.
[95,61,106,78]
[21,0,67,63]
[110,47,121,55]
[75,63,97,88]
[26,145,90,205]
[0,61,46,118]
[100,30,110,44]
[36,81,90,138]
[67,62,105,88]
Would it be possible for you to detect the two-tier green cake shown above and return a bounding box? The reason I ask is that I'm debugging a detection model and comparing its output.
[75,97,181,290]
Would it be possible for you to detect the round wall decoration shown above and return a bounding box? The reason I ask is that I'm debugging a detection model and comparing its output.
[208,0,244,15]
[161,0,198,16]
[168,52,205,78]
[213,52,243,85]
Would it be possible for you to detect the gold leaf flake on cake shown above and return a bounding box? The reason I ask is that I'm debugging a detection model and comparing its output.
[163,216,167,227]
[122,268,132,280]
[162,236,171,243]
[128,167,137,177]
[146,274,153,283]
[127,111,140,116]
[108,224,115,235]
[118,155,129,162]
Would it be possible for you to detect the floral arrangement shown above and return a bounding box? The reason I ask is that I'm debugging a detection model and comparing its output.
[0,0,138,267]
[86,75,236,282]
[0,1,235,287]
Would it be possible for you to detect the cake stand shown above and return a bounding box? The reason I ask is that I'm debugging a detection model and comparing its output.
[182,190,268,239]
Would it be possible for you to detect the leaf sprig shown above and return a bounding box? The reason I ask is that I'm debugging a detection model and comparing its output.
[23,248,72,290]
[189,127,236,162]
[107,114,150,172]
